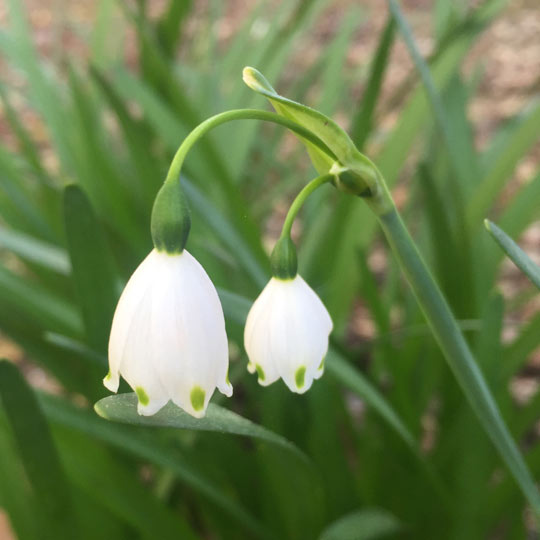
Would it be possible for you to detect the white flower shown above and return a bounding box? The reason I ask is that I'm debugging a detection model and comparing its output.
[104,249,232,418]
[244,275,332,393]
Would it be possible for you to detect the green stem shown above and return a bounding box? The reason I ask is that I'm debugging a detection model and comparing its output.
[164,109,337,186]
[378,207,540,515]
[280,173,334,239]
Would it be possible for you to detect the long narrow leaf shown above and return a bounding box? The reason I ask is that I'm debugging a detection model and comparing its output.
[485,220,540,290]
[0,361,77,539]
[41,393,273,540]
[95,394,310,465]
[63,185,119,351]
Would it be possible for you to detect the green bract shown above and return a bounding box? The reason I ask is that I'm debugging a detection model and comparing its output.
[270,236,298,280]
[242,66,393,213]
[151,178,192,254]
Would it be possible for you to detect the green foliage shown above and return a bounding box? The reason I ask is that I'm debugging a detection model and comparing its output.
[1,1,540,538]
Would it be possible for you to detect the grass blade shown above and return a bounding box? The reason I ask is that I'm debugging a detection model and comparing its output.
[41,393,273,540]
[350,17,396,149]
[63,185,120,352]
[485,220,540,290]
[0,227,70,275]
[319,508,401,540]
[468,102,540,227]
[0,360,77,539]
[379,208,540,515]
[0,265,81,336]
[0,420,38,540]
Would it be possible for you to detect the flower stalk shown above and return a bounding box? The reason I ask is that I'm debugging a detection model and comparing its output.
[378,207,540,514]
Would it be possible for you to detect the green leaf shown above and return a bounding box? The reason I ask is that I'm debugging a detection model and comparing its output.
[319,508,402,540]
[95,393,310,465]
[0,264,82,336]
[485,220,540,290]
[504,312,540,380]
[379,208,540,516]
[468,102,540,228]
[0,360,77,539]
[499,169,540,239]
[0,226,70,275]
[214,287,419,455]
[242,66,343,173]
[0,418,38,540]
[326,352,415,450]
[388,0,466,188]
[54,426,199,540]
[63,185,120,352]
[350,17,395,149]
[184,180,268,288]
[41,393,273,540]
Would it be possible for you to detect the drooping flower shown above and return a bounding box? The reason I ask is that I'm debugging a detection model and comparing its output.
[104,248,232,417]
[244,274,333,393]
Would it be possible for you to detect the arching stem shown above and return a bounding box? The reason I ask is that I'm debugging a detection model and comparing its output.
[164,109,337,186]
[280,173,334,240]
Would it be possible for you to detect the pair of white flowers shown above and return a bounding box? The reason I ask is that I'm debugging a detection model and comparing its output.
[104,249,332,418]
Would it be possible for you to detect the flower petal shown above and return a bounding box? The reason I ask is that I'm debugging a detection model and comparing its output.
[107,250,158,392]
[244,276,332,393]
[244,279,282,386]
[150,250,230,418]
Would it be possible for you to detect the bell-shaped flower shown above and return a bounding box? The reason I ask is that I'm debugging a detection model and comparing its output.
[244,274,333,393]
[104,249,232,418]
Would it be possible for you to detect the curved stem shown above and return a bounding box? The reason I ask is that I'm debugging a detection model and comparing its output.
[280,173,334,239]
[164,109,337,185]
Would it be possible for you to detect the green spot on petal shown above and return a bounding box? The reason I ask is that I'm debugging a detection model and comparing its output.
[255,364,265,382]
[318,357,325,371]
[135,386,149,406]
[190,386,206,412]
[295,366,306,389]
[225,369,230,385]
[105,371,112,381]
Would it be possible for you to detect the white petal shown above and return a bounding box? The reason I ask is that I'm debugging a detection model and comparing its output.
[106,250,159,393]
[244,279,282,386]
[105,249,231,418]
[150,250,231,418]
[112,261,169,415]
[244,276,332,393]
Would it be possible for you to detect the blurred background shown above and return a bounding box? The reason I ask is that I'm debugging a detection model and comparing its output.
[1,1,540,539]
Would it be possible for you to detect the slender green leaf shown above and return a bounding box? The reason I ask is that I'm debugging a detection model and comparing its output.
[63,185,120,351]
[485,220,540,290]
[0,360,77,539]
[319,508,402,540]
[468,102,540,227]
[0,418,38,540]
[95,393,310,465]
[184,180,268,287]
[379,208,540,515]
[504,312,540,379]
[41,393,273,540]
[388,0,465,186]
[326,353,416,450]
[350,17,396,149]
[54,427,199,540]
[499,169,540,239]
[0,265,81,336]
[0,227,70,275]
